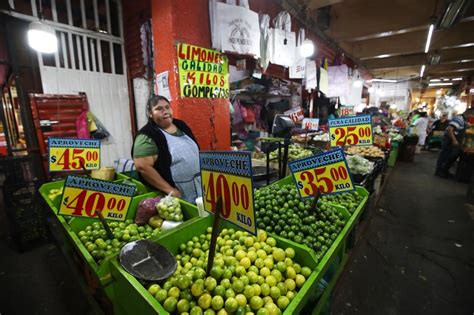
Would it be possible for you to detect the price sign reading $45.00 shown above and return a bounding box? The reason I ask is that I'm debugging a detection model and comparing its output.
[289,148,355,199]
[200,151,256,235]
[59,175,136,221]
[328,115,373,147]
[49,138,101,172]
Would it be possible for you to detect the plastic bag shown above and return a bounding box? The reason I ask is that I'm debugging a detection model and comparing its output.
[87,112,111,140]
[134,196,161,225]
[156,192,183,222]
[76,110,90,138]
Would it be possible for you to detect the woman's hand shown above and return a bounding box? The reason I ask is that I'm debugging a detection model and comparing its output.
[168,187,182,198]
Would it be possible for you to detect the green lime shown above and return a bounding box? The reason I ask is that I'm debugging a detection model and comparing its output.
[163,297,178,312]
[155,289,167,303]
[177,299,190,313]
[211,295,224,311]
[198,293,212,310]
[249,296,264,311]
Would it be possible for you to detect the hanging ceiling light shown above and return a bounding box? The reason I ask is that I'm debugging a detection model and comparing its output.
[28,21,57,53]
[28,0,58,53]
[300,39,315,58]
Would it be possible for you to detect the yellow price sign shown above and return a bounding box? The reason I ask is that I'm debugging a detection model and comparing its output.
[200,151,256,235]
[289,148,355,198]
[329,115,373,147]
[49,138,101,172]
[59,175,135,221]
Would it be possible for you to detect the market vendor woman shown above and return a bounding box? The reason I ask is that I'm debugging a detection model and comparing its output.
[132,96,201,203]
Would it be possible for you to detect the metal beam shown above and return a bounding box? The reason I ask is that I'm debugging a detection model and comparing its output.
[363,47,474,70]
[326,0,440,40]
[350,21,474,60]
[308,0,343,10]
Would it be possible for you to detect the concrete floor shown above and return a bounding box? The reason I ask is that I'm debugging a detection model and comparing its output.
[0,239,93,315]
[333,151,474,315]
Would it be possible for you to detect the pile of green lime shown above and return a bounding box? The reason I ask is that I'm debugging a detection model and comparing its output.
[255,184,346,262]
[157,197,184,222]
[77,219,161,263]
[319,191,363,213]
[147,228,311,314]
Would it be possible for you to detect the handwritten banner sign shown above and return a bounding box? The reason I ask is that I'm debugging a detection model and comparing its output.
[177,43,229,99]
[49,138,100,172]
[289,148,355,199]
[200,151,256,235]
[59,175,136,221]
[329,115,373,147]
[302,118,319,131]
[284,107,305,123]
[339,106,355,117]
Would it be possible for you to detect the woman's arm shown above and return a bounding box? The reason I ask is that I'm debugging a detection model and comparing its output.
[134,156,182,197]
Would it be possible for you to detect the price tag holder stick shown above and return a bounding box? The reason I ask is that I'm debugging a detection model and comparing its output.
[206,196,223,277]
[79,160,91,178]
[309,187,320,215]
[96,209,114,239]
[280,139,291,179]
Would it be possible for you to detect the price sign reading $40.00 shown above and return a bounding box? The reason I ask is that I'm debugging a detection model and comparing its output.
[49,138,101,172]
[59,175,136,221]
[328,115,373,147]
[200,151,256,235]
[289,148,355,199]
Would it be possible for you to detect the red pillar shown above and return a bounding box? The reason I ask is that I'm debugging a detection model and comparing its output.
[151,0,230,150]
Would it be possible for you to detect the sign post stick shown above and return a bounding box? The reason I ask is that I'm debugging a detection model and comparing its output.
[206,196,223,277]
[309,187,320,215]
[96,209,114,239]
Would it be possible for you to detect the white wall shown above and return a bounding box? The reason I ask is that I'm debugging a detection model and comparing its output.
[40,67,133,167]
[133,77,152,130]
[369,81,410,111]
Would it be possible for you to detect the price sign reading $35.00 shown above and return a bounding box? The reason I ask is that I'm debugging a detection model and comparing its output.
[200,151,256,235]
[59,175,136,221]
[49,138,101,172]
[289,148,355,199]
[328,115,373,147]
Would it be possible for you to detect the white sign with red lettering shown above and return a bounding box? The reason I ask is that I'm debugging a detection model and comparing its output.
[284,107,305,123]
[302,118,319,131]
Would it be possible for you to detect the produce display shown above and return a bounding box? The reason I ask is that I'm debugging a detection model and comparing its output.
[319,191,363,214]
[345,145,385,158]
[269,144,313,162]
[388,132,403,142]
[255,184,346,262]
[47,187,63,201]
[346,155,374,175]
[78,220,161,263]
[147,228,312,314]
[157,195,184,222]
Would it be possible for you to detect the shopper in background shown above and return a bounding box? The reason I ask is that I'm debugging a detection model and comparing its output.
[431,112,450,132]
[413,112,429,151]
[132,95,202,203]
[435,109,473,178]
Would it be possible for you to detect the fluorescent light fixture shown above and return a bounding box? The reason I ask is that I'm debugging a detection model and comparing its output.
[369,79,397,83]
[430,79,441,82]
[424,24,434,53]
[436,89,443,95]
[300,39,315,58]
[374,54,392,59]
[452,77,463,81]
[420,65,426,77]
[429,82,453,86]
[28,21,58,53]
[438,0,469,29]
[442,78,450,81]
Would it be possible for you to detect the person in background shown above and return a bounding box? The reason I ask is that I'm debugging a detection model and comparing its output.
[413,111,429,151]
[435,109,473,178]
[430,112,450,132]
[132,95,201,203]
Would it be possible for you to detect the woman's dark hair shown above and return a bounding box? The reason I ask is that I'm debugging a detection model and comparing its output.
[146,95,170,118]
[419,112,427,117]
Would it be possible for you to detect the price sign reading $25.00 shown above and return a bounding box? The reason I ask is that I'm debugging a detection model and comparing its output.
[289,148,355,199]
[49,138,101,172]
[59,175,136,221]
[328,115,373,147]
[200,151,256,235]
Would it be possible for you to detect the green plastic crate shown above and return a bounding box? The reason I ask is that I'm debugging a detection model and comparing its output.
[39,179,200,287]
[111,216,321,315]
